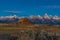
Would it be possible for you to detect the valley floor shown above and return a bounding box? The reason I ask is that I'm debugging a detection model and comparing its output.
[0,24,60,40]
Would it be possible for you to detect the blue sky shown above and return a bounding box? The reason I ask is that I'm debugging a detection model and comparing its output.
[0,0,60,17]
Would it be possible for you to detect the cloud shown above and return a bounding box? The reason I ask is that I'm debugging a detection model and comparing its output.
[44,5,60,8]
[4,10,24,13]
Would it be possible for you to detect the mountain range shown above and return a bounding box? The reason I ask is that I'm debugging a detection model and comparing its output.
[29,13,60,25]
[0,13,60,25]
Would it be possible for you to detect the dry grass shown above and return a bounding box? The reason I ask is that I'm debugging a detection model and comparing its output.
[0,24,60,33]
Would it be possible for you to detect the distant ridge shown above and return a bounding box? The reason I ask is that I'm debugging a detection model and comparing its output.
[0,13,60,25]
[29,13,60,25]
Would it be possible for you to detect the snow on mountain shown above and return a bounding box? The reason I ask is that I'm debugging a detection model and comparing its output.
[43,13,50,19]
[0,13,60,25]
[0,15,19,23]
[52,15,60,20]
[29,13,60,25]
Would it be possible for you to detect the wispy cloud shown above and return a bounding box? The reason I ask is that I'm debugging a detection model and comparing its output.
[44,5,60,8]
[4,10,24,13]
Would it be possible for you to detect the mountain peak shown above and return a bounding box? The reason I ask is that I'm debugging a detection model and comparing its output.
[43,13,50,19]
[52,15,60,20]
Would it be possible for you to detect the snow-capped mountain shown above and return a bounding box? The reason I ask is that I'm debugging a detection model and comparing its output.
[52,15,60,20]
[0,13,60,25]
[43,13,50,19]
[0,15,19,23]
[29,13,60,25]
